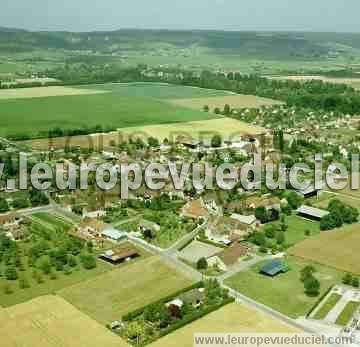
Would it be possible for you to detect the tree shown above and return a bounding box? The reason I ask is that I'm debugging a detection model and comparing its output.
[0,198,9,213]
[214,107,221,115]
[125,321,145,342]
[5,266,18,280]
[11,197,30,209]
[37,256,52,274]
[300,265,316,282]
[276,231,285,245]
[251,232,266,248]
[203,105,209,112]
[223,104,231,115]
[286,192,303,210]
[264,224,276,239]
[352,277,359,288]
[342,273,353,285]
[80,254,96,270]
[29,190,49,207]
[197,257,208,270]
[211,135,222,148]
[255,207,268,224]
[304,276,320,297]
[148,137,160,148]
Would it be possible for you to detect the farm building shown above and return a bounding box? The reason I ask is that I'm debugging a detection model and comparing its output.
[296,205,330,221]
[207,243,250,271]
[101,226,127,242]
[99,246,139,265]
[260,260,289,277]
[230,213,258,229]
[296,185,322,199]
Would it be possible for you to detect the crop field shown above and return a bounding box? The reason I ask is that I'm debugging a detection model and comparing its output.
[289,223,360,274]
[225,257,343,318]
[150,303,299,347]
[58,256,193,324]
[0,86,106,100]
[25,117,264,150]
[0,92,217,138]
[0,295,128,347]
[79,82,231,99]
[169,94,284,111]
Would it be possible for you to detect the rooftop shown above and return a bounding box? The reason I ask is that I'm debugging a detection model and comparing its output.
[297,205,330,219]
[230,213,257,225]
[260,260,289,276]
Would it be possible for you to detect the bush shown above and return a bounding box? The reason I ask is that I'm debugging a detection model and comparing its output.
[304,276,320,297]
[352,277,359,288]
[342,273,353,285]
[80,254,97,270]
[5,266,18,280]
[197,257,208,270]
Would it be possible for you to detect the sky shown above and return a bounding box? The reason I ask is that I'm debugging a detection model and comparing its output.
[1,0,359,33]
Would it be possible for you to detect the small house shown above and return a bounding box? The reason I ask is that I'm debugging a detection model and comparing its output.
[207,243,250,271]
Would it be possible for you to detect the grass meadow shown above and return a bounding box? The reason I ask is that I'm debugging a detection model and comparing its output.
[225,257,343,318]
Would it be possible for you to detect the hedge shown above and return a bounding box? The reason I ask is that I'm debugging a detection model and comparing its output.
[122,281,204,321]
[197,237,227,249]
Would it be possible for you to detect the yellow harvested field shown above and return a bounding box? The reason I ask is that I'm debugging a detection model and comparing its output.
[169,94,283,110]
[150,303,300,347]
[25,118,264,150]
[0,86,106,99]
[0,295,128,347]
[289,223,360,274]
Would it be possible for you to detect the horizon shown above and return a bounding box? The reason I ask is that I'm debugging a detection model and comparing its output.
[1,0,359,33]
[2,25,360,35]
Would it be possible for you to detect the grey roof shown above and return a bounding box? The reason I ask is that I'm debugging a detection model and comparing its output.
[101,227,126,240]
[297,205,330,219]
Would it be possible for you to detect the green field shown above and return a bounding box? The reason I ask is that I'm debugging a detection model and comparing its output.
[79,82,231,99]
[225,257,343,318]
[335,301,360,326]
[265,215,321,247]
[58,256,193,324]
[313,293,342,320]
[0,91,218,138]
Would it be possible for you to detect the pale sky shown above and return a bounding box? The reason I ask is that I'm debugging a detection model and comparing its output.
[1,0,359,33]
